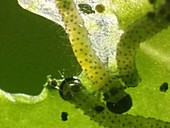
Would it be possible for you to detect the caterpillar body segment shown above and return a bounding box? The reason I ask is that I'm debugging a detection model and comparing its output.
[116,1,170,87]
[57,77,170,128]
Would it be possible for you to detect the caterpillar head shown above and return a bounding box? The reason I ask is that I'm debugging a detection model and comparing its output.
[59,76,82,100]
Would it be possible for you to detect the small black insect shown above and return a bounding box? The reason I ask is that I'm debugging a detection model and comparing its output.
[78,3,95,14]
[59,76,82,100]
[160,82,168,92]
[61,112,68,121]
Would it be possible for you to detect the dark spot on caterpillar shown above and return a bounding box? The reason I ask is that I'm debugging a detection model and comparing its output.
[94,105,105,113]
[61,112,68,121]
[95,4,105,13]
[78,3,95,14]
[106,94,132,114]
[149,0,156,4]
[59,76,82,100]
[160,82,168,92]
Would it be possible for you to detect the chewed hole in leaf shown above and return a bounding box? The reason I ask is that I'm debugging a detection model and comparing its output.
[61,112,68,121]
[160,82,168,92]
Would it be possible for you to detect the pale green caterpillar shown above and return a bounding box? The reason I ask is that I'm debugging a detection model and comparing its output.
[49,77,170,128]
[116,0,170,87]
[55,0,112,91]
[55,0,132,114]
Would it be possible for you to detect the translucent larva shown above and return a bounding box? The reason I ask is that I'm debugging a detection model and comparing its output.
[54,77,170,128]
[55,0,132,112]
[116,1,170,87]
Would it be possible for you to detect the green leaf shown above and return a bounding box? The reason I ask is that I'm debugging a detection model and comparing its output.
[0,0,170,128]
[0,87,99,128]
[131,27,170,121]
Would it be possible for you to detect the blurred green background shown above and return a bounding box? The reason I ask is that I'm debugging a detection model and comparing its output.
[0,0,81,95]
